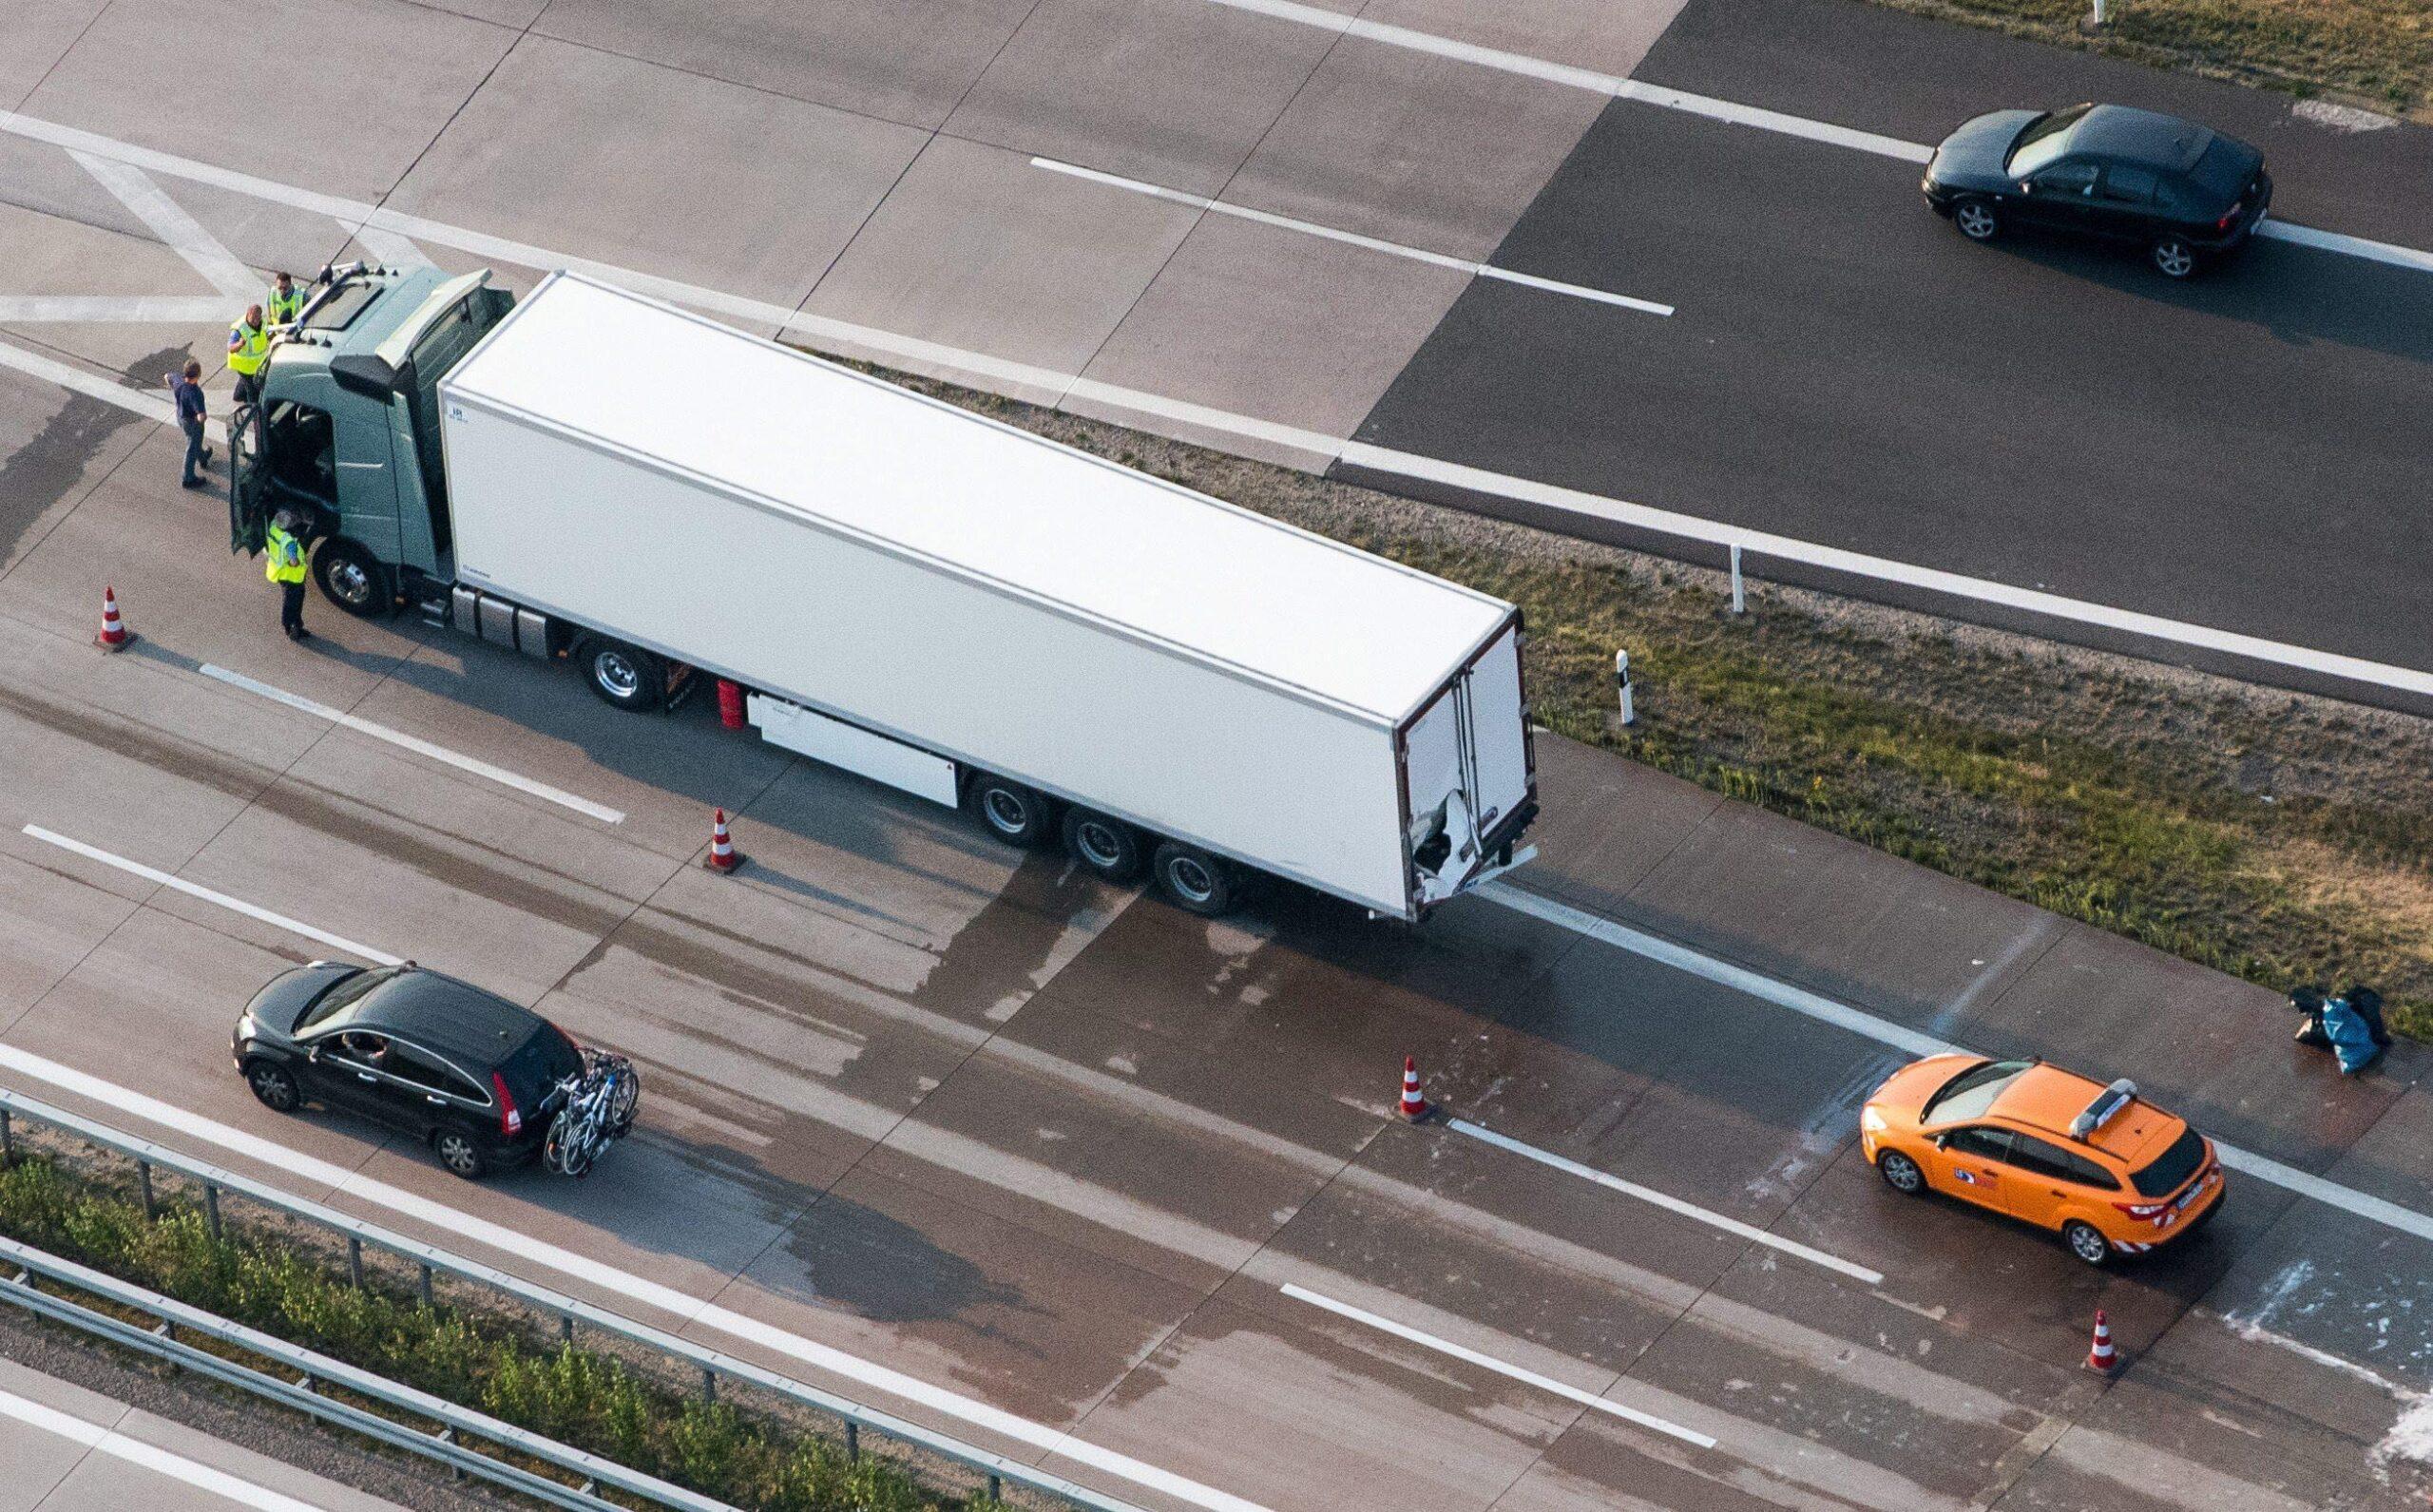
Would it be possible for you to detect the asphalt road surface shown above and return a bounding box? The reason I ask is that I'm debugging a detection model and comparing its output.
[2,2,2432,1509]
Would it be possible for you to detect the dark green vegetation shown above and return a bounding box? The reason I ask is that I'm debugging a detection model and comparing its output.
[863,367,2433,1041]
[0,1152,1014,1511]
[1875,0,2431,116]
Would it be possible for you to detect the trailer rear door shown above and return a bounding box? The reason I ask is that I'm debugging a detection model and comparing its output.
[1402,618,1533,908]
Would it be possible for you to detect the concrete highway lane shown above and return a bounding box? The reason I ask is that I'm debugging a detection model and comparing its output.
[2,2,2432,1507]
[0,414,2427,1507]
[1356,77,2433,679]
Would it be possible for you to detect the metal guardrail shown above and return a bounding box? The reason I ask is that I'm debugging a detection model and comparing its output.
[0,1087,1138,1511]
[0,1233,736,1512]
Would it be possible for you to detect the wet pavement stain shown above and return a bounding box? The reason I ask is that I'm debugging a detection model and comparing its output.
[0,346,173,567]
[778,1192,1035,1328]
[907,849,1107,1022]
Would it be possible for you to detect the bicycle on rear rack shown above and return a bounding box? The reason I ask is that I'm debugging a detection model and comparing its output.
[542,1048,640,1178]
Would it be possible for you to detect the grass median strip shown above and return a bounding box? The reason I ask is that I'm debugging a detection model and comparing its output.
[0,1149,1016,1512]
[1868,0,2433,119]
[833,358,2433,1041]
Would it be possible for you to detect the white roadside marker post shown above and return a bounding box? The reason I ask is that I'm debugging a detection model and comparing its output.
[1615,649,1635,726]
[1730,543,1746,614]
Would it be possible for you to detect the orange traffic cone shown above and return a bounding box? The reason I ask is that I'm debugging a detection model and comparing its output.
[2085,1308,2117,1374]
[703,808,744,872]
[95,585,134,652]
[1398,1055,1430,1121]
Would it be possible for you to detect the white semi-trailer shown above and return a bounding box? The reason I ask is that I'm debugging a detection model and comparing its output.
[231,267,1537,919]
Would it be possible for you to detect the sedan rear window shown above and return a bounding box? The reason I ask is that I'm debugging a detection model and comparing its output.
[2189,138,2258,199]
[2131,1127,2207,1197]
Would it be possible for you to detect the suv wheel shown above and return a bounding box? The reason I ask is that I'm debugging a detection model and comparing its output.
[1954,199,2000,242]
[2063,1219,2114,1267]
[245,1061,300,1113]
[432,1130,489,1180]
[2151,235,2197,279]
[1877,1149,1925,1195]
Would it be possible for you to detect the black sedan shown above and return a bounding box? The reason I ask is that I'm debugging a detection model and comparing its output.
[234,962,588,1178]
[1923,104,2270,278]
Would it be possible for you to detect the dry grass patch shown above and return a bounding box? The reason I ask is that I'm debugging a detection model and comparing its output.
[1873,0,2433,116]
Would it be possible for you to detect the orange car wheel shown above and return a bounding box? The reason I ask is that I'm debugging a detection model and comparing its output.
[2062,1220,2113,1267]
[1878,1149,1925,1195]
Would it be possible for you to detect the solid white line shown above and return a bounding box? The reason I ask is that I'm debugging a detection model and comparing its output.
[1346,445,2433,699]
[0,1041,1270,1512]
[1613,79,1933,163]
[198,664,626,824]
[5,113,2428,700]
[1448,1119,1886,1284]
[19,826,404,967]
[2254,218,2433,274]
[1483,882,2433,1251]
[1030,156,1674,316]
[1278,1282,1717,1448]
[71,150,260,300]
[0,1384,337,1512]
[0,337,226,444]
[0,295,247,323]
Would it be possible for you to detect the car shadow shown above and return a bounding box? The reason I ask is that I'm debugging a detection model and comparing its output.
[1985,223,2433,366]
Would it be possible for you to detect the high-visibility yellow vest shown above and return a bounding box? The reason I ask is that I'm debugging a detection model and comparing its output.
[265,526,308,584]
[267,283,304,323]
[227,320,271,376]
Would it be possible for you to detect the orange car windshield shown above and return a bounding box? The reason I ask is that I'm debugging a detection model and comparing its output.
[1921,1059,2035,1124]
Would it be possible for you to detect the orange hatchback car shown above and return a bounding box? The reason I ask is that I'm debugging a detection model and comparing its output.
[1861,1056,2224,1266]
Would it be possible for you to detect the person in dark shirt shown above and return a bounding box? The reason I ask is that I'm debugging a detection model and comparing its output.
[165,359,211,488]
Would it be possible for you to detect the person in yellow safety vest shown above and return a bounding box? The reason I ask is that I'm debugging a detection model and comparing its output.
[266,272,304,326]
[226,304,271,407]
[265,508,311,641]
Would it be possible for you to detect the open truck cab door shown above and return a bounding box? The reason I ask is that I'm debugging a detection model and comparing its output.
[228,263,514,615]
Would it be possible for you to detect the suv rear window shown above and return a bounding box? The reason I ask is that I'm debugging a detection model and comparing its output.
[2131,1127,2207,1197]
[498,1024,584,1108]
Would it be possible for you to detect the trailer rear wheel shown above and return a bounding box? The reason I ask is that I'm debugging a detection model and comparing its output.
[1151,843,1236,916]
[578,638,665,713]
[969,775,1054,847]
[1061,808,1144,883]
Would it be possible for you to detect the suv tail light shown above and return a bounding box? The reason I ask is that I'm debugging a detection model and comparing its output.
[2114,1197,2171,1221]
[492,1071,522,1138]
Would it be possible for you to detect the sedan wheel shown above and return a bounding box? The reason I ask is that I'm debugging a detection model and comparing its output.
[432,1131,489,1180]
[1877,1149,1925,1195]
[2063,1219,2114,1267]
[245,1062,300,1113]
[2151,236,2197,278]
[1954,199,2000,242]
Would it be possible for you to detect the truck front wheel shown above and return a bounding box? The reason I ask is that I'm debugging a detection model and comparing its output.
[1151,843,1236,916]
[578,638,665,712]
[313,538,393,619]
[968,775,1054,848]
[1061,808,1144,883]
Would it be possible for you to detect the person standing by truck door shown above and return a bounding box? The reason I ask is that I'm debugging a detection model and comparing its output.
[226,304,270,407]
[266,272,303,326]
[266,508,310,641]
[164,360,210,488]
